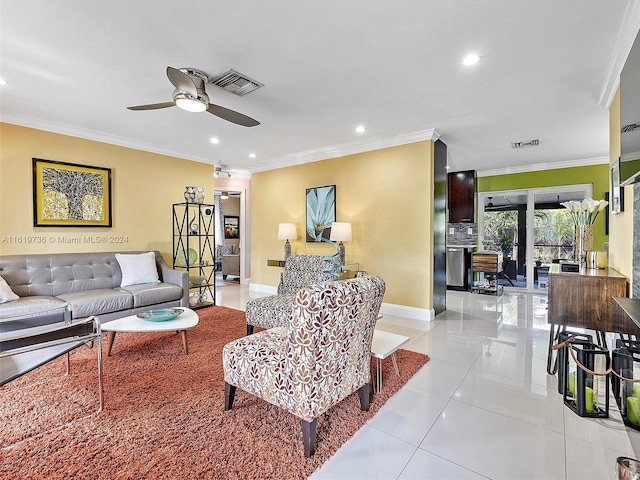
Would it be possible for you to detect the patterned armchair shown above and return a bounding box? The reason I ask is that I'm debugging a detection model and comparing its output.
[223,275,386,457]
[215,244,235,272]
[244,255,333,335]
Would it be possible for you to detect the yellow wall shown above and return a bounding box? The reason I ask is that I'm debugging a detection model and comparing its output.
[608,89,634,284]
[0,123,214,263]
[250,141,434,311]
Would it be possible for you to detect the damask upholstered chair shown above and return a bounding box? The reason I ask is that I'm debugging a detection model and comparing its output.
[244,254,333,335]
[223,275,386,457]
[214,244,235,272]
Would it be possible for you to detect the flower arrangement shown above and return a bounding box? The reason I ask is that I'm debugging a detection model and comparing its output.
[560,198,608,225]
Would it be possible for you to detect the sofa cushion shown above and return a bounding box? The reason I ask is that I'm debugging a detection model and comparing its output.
[57,289,133,319]
[120,283,184,308]
[0,275,19,303]
[216,245,235,257]
[115,252,159,287]
[0,296,68,320]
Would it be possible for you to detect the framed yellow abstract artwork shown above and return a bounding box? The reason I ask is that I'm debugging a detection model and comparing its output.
[32,158,112,227]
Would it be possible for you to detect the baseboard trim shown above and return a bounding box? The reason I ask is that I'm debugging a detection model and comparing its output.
[249,283,435,322]
[249,283,278,295]
[380,303,435,322]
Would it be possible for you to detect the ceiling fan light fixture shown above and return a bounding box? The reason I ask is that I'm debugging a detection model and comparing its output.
[174,92,208,112]
[214,166,232,178]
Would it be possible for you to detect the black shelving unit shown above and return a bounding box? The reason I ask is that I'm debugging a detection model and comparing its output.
[172,202,216,308]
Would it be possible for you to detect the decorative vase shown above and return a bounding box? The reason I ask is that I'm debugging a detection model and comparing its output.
[184,186,196,203]
[574,224,593,265]
[194,186,205,204]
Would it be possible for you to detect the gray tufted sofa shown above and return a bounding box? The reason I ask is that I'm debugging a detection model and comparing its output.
[244,254,333,335]
[0,251,188,323]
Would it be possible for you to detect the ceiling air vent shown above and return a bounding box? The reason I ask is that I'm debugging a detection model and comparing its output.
[210,69,264,96]
[511,139,542,149]
[622,122,640,133]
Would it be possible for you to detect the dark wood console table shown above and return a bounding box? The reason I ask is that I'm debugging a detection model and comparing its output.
[612,297,640,335]
[546,264,628,373]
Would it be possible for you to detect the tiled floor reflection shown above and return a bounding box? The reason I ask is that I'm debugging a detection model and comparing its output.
[216,283,640,479]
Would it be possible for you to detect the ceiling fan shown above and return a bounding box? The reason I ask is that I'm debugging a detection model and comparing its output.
[127,66,260,127]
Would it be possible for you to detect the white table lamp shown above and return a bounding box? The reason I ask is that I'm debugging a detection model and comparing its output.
[278,223,297,259]
[330,222,352,266]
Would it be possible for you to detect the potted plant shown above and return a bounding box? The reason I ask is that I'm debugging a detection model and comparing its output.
[498,230,514,258]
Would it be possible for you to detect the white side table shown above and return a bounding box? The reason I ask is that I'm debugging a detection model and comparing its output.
[371,330,410,393]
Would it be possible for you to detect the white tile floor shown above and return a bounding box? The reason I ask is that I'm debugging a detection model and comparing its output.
[215,282,640,480]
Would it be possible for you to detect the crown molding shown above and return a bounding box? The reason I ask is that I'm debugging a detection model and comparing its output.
[1,115,217,165]
[5,114,439,175]
[248,128,441,173]
[477,155,609,178]
[597,2,640,108]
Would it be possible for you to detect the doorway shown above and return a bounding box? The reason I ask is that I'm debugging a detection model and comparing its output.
[478,184,592,291]
[214,189,247,284]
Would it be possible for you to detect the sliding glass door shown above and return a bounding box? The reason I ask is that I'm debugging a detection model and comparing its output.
[478,184,592,291]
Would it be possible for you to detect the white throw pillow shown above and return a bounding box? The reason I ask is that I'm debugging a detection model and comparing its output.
[0,275,19,303]
[115,252,160,287]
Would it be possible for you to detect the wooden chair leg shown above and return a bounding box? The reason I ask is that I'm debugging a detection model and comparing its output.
[302,419,317,457]
[224,382,236,411]
[246,324,254,336]
[357,383,370,411]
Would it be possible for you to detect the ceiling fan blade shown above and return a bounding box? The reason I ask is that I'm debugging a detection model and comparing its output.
[167,66,198,96]
[206,104,260,127]
[127,102,176,111]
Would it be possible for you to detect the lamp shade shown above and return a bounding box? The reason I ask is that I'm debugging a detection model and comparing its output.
[330,222,352,242]
[278,223,297,240]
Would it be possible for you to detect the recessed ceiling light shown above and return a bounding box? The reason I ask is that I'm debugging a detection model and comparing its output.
[463,53,480,66]
[249,153,256,159]
[0,78,8,86]
[210,137,220,144]
[355,125,366,133]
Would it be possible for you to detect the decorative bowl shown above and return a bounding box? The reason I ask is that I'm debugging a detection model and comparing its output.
[137,308,183,322]
[189,275,206,286]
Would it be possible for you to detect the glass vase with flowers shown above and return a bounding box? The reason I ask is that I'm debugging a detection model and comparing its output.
[560,198,608,265]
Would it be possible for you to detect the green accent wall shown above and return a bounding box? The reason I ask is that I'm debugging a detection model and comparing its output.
[478,163,610,252]
[621,159,640,184]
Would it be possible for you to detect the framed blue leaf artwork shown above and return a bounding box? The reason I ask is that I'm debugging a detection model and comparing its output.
[306,185,336,242]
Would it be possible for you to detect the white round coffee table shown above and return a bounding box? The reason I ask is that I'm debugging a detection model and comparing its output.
[101,308,199,356]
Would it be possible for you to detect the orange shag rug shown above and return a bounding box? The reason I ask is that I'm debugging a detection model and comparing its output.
[0,306,429,479]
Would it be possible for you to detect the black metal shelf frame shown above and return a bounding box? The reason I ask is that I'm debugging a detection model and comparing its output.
[172,202,216,308]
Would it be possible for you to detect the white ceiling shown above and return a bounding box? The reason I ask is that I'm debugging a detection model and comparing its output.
[1,1,639,176]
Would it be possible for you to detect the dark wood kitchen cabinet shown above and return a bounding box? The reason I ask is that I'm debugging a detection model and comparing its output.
[447,170,476,223]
